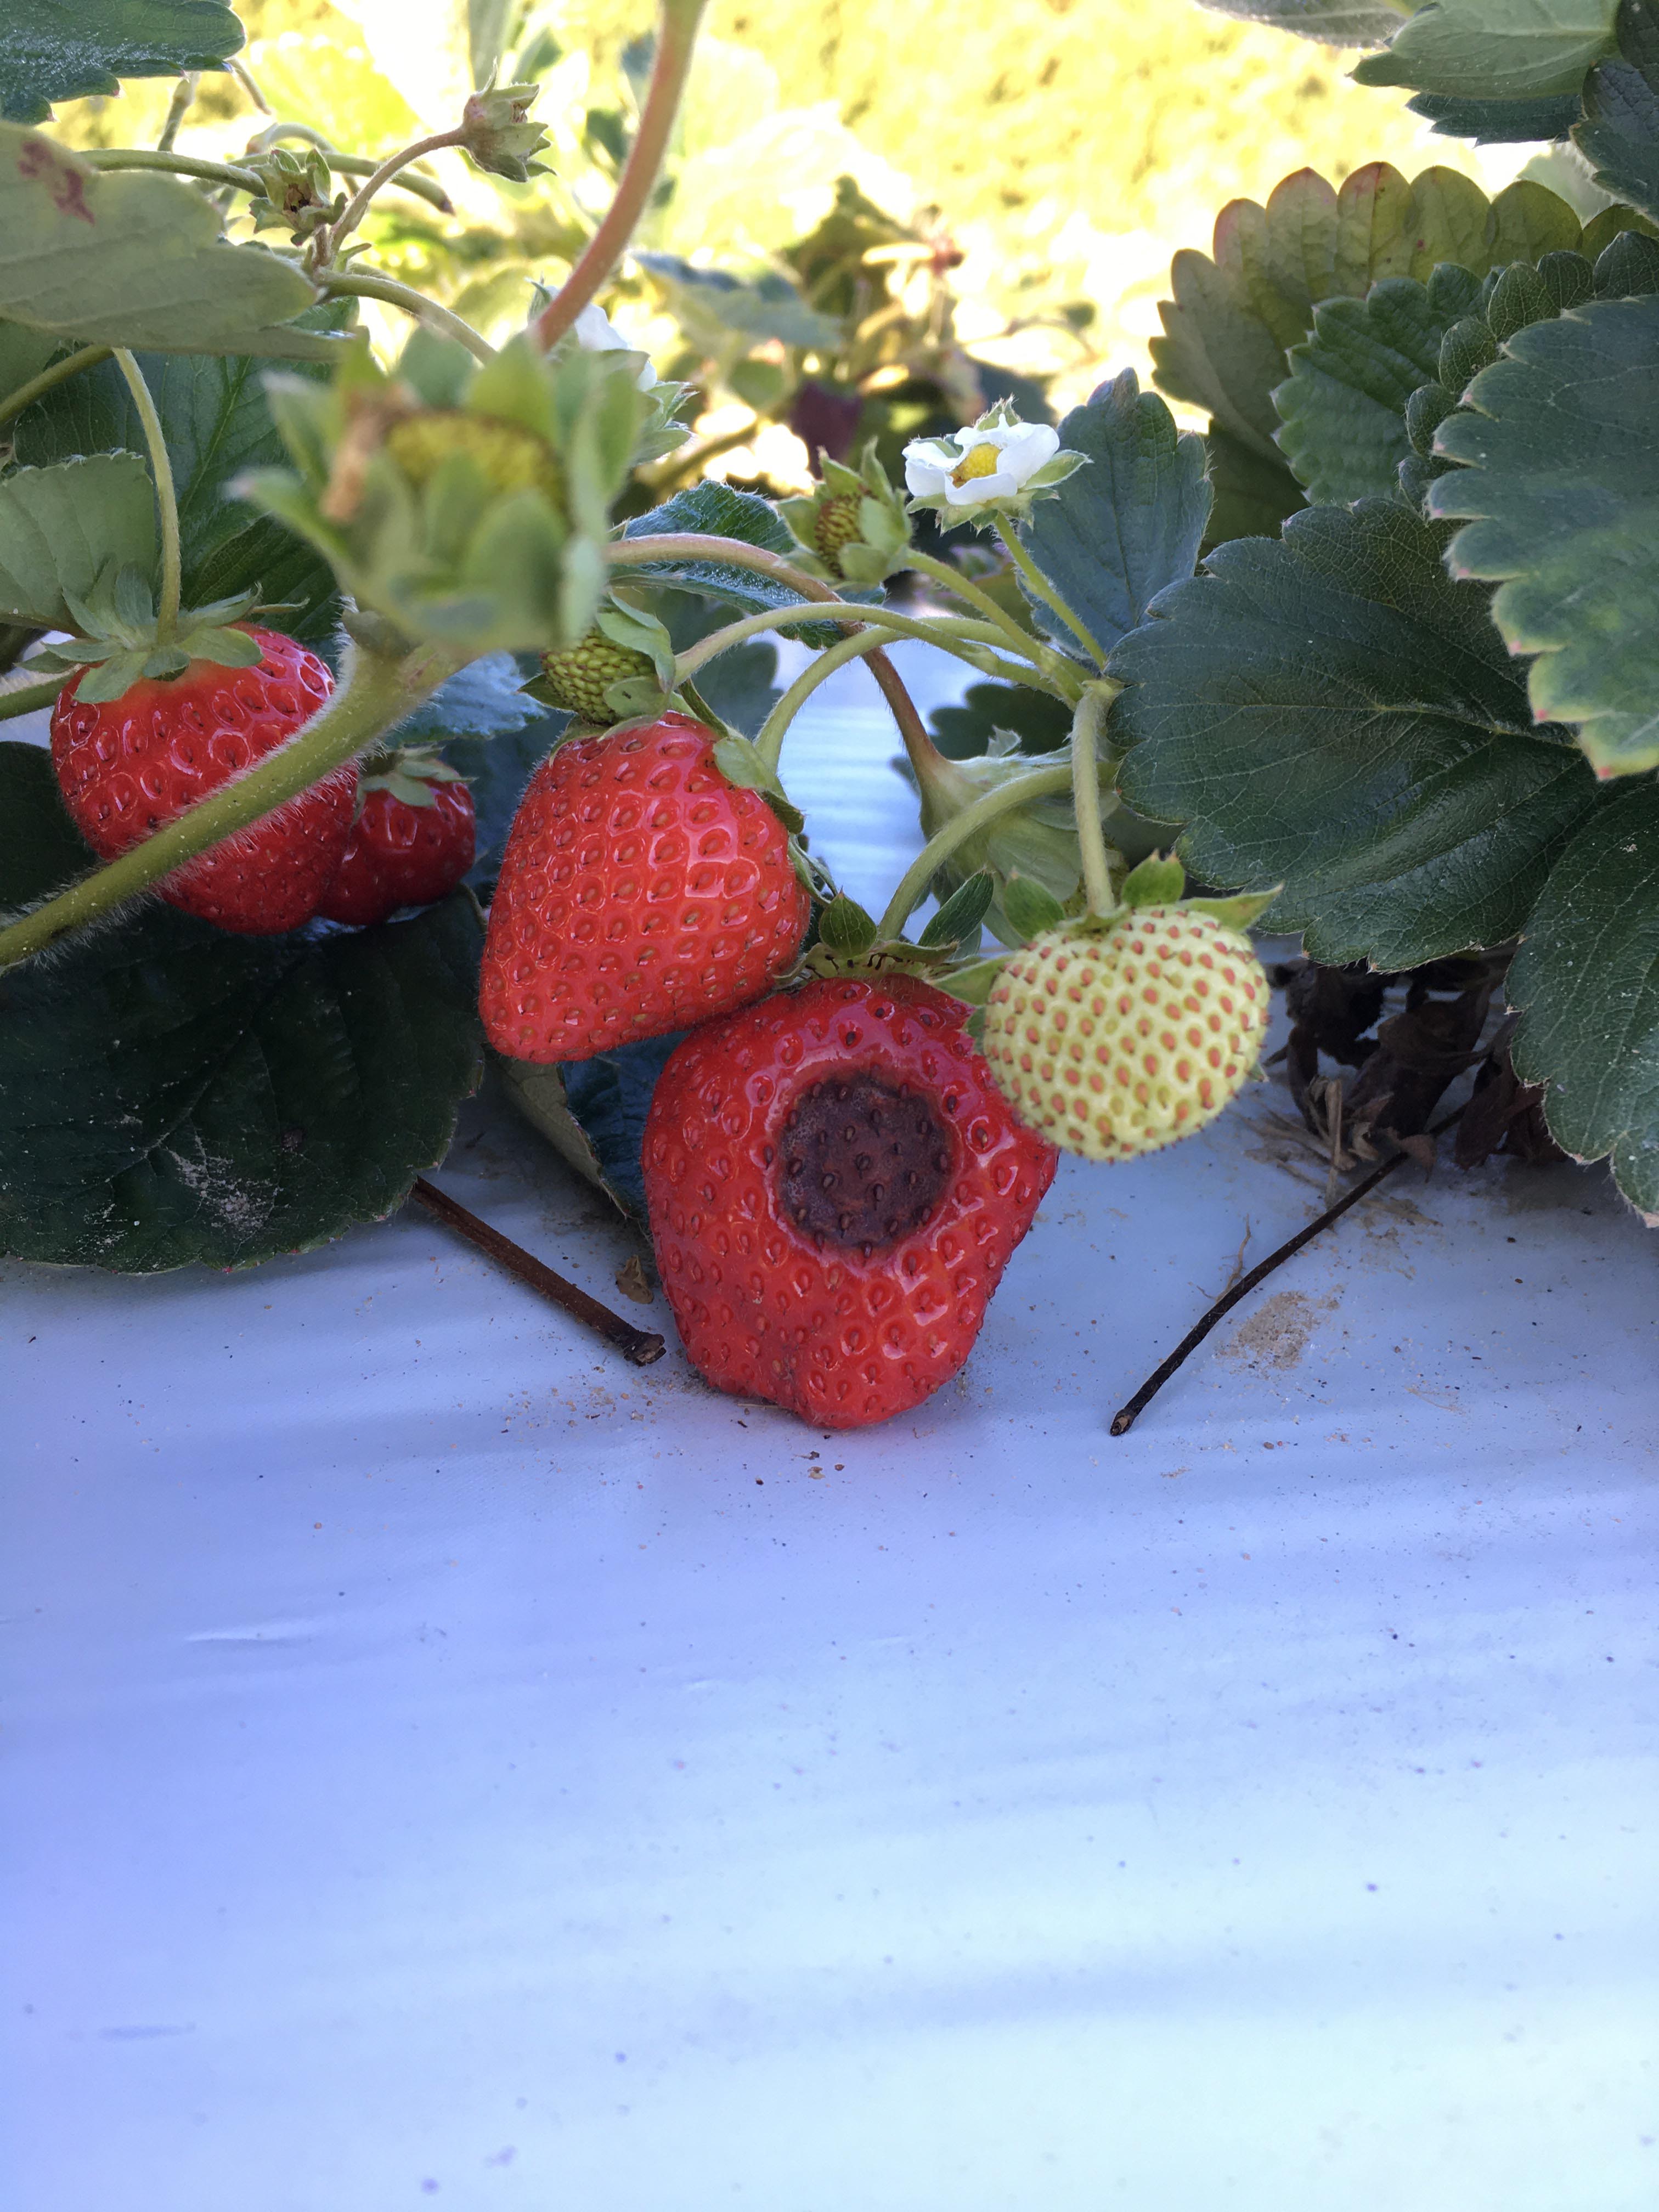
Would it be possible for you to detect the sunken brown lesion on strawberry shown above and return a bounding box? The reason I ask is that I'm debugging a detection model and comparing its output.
[776,1074,953,1250]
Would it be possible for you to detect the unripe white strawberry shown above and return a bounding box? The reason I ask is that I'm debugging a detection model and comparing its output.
[981,906,1269,1161]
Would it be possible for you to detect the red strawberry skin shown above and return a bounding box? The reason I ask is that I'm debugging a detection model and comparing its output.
[478,713,810,1063]
[50,627,352,936]
[642,976,1057,1429]
[319,781,476,927]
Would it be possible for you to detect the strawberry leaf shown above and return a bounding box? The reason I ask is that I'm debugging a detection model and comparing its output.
[1195,1,1408,38]
[1509,778,1659,1218]
[1111,501,1599,967]
[0,2,243,124]
[12,311,352,647]
[1352,0,1621,103]
[1013,370,1211,665]
[1575,0,1659,218]
[1430,294,1659,776]
[621,481,854,649]
[498,1034,685,1224]
[0,121,331,362]
[0,744,484,1272]
[0,454,156,629]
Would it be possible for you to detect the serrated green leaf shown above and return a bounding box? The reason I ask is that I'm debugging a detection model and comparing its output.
[1575,0,1659,219]
[1153,161,1583,488]
[1013,369,1211,665]
[1431,295,1659,776]
[1273,264,1479,504]
[928,679,1073,759]
[12,320,348,645]
[1508,780,1659,1217]
[1354,0,1620,100]
[0,454,155,628]
[1,2,244,125]
[1408,87,1587,138]
[0,122,330,359]
[0,747,483,1272]
[1111,501,1598,967]
[1203,422,1308,546]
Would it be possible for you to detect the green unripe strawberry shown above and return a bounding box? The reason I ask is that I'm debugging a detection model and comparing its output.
[537,629,658,722]
[385,411,563,504]
[981,907,1269,1162]
[812,492,864,575]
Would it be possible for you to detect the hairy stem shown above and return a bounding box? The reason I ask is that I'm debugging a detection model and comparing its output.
[0,675,65,722]
[1070,683,1118,917]
[904,547,1048,664]
[316,270,495,362]
[83,149,266,194]
[0,641,464,973]
[607,530,939,765]
[0,345,113,432]
[157,72,198,152]
[113,350,182,645]
[877,764,1074,941]
[321,129,466,263]
[995,516,1103,667]
[225,57,274,116]
[754,629,890,772]
[532,0,710,349]
[245,124,454,212]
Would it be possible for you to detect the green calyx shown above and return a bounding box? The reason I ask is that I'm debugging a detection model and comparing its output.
[459,83,552,184]
[32,566,265,706]
[243,329,653,656]
[244,146,345,244]
[1038,854,1282,946]
[357,745,469,808]
[779,440,912,585]
[805,870,1000,984]
[523,592,679,724]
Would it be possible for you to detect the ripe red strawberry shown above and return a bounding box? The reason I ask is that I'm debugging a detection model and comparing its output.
[642,975,1057,1429]
[479,712,810,1063]
[50,627,352,936]
[318,753,476,927]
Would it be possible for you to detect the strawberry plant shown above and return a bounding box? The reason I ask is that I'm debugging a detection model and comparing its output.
[3,0,1656,1430]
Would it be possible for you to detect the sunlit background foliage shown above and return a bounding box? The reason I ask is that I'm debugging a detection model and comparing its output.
[50,0,1573,495]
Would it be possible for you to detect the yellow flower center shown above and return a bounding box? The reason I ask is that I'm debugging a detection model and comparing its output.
[950,441,1003,488]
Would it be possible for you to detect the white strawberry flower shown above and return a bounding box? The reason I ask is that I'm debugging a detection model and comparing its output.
[572,299,658,390]
[902,399,1085,528]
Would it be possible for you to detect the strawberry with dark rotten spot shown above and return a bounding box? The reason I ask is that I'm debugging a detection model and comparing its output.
[50,626,353,936]
[642,975,1057,1429]
[319,750,476,927]
[478,711,810,1063]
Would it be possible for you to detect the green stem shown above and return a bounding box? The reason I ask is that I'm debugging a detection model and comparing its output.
[112,350,181,645]
[0,675,65,721]
[157,72,198,152]
[83,149,266,194]
[995,515,1103,668]
[0,641,464,974]
[532,0,710,349]
[1070,682,1118,917]
[225,57,274,116]
[672,600,1066,698]
[754,628,890,772]
[321,129,466,263]
[877,764,1074,941]
[316,270,495,362]
[0,345,112,432]
[905,546,1048,664]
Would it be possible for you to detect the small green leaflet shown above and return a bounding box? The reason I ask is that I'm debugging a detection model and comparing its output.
[1431,295,1659,777]
[0,122,330,361]
[1110,501,1598,968]
[0,744,484,1273]
[1353,0,1621,101]
[1509,781,1659,1220]
[1,1,243,124]
[0,454,155,628]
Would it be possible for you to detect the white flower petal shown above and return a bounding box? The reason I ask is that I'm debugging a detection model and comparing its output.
[943,467,1018,507]
[573,301,627,351]
[1001,424,1060,484]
